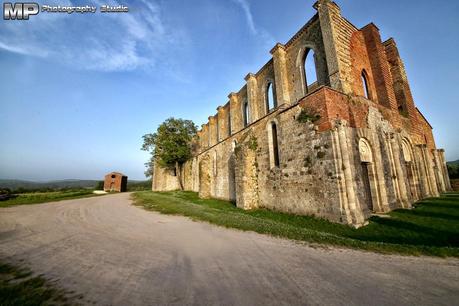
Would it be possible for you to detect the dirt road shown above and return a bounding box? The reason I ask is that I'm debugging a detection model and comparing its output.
[0,193,457,305]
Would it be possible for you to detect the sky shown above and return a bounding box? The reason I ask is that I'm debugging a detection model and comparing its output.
[0,0,458,181]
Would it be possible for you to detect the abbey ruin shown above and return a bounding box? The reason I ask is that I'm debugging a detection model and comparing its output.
[152,0,451,227]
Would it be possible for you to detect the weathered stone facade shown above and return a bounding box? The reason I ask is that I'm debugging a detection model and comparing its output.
[152,0,451,227]
[104,172,128,192]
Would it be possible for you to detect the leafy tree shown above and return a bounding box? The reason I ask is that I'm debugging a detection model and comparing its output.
[447,164,459,179]
[142,117,197,190]
[95,181,104,190]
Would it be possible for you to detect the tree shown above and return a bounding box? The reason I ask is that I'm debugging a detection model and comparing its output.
[95,181,104,190]
[142,117,197,190]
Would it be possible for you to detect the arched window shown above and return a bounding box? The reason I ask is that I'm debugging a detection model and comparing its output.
[361,70,371,99]
[269,122,280,168]
[358,138,379,212]
[243,100,250,127]
[266,82,276,113]
[303,49,317,92]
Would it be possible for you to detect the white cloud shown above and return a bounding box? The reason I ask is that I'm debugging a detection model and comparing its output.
[0,0,181,72]
[231,0,275,48]
[232,0,257,35]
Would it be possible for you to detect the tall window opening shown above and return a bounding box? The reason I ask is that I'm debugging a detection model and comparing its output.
[304,49,317,92]
[266,82,276,113]
[243,100,250,127]
[361,70,371,99]
[228,112,232,135]
[358,138,380,212]
[271,122,280,168]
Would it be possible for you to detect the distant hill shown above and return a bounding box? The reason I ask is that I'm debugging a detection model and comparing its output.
[447,160,459,166]
[0,179,99,190]
[0,179,152,192]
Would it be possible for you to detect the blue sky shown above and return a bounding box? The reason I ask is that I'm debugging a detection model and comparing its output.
[1,0,458,181]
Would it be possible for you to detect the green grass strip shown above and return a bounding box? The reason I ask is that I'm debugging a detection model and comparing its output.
[133,191,459,257]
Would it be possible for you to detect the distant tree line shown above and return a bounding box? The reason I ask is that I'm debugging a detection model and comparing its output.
[0,187,90,195]
[94,180,152,191]
[448,164,459,179]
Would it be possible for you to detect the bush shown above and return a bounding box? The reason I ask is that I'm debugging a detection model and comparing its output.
[95,181,104,190]
[448,164,459,179]
[127,180,152,191]
[297,108,321,123]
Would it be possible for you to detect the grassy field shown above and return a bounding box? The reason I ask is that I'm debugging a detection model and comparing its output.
[133,191,459,257]
[0,261,74,305]
[0,189,102,208]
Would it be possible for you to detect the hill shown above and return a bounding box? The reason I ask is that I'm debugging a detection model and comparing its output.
[0,179,99,190]
[0,179,152,192]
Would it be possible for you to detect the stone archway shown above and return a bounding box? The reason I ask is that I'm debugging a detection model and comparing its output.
[358,138,380,212]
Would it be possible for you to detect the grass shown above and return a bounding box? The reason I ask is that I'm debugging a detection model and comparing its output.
[132,191,459,257]
[0,261,72,305]
[0,189,102,208]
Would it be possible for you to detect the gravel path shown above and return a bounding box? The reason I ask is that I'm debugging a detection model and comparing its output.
[0,192,458,305]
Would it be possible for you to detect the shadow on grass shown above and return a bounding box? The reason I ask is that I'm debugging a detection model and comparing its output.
[394,209,459,221]
[348,216,459,247]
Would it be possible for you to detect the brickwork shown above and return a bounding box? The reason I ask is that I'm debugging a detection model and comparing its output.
[104,172,127,192]
[152,0,450,227]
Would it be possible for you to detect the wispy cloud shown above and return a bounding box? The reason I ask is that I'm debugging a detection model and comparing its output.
[232,0,257,35]
[0,0,182,72]
[231,0,275,48]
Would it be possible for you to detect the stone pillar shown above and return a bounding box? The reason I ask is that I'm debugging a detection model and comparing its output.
[217,104,230,141]
[196,130,203,153]
[384,38,417,119]
[438,149,452,190]
[198,154,211,199]
[432,150,446,193]
[201,124,209,150]
[192,157,199,192]
[229,92,242,134]
[423,146,439,196]
[361,24,398,110]
[389,134,409,207]
[208,115,218,147]
[415,145,431,197]
[416,144,438,197]
[270,43,291,106]
[234,141,259,210]
[314,0,351,94]
[245,73,260,121]
[331,127,352,224]
[371,135,390,212]
[336,121,365,226]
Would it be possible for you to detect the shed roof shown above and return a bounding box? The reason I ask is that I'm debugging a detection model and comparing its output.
[105,172,127,177]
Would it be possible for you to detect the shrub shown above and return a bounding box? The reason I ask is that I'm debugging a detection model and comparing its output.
[297,109,321,123]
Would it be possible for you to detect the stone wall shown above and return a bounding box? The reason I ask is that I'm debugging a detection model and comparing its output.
[151,0,450,227]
